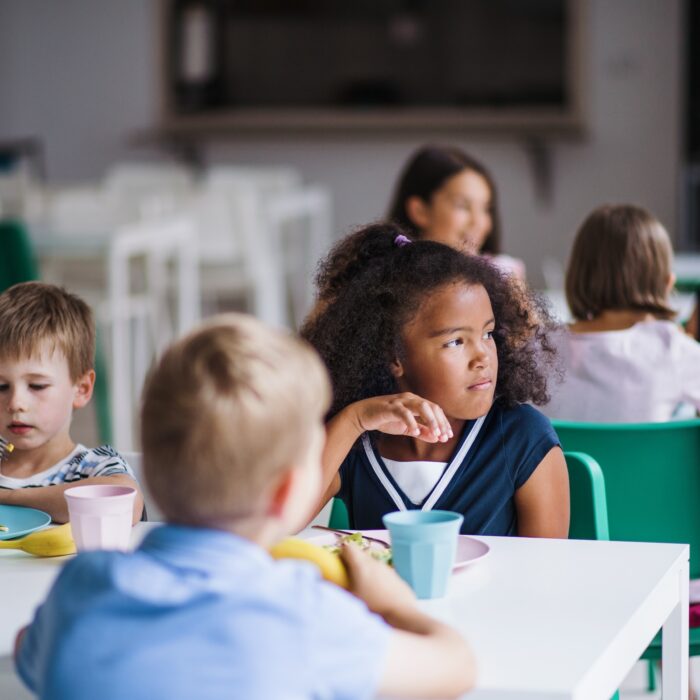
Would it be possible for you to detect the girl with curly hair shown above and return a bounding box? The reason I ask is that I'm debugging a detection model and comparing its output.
[301,222,569,538]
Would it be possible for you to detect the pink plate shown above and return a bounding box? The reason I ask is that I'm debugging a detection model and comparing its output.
[305,529,490,570]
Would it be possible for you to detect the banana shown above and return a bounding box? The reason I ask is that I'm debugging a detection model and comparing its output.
[0,523,76,557]
[270,537,349,589]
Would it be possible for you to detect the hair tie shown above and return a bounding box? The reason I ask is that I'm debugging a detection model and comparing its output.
[394,234,412,248]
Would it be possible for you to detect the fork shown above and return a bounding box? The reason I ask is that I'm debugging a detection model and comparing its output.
[0,436,13,462]
[311,524,391,549]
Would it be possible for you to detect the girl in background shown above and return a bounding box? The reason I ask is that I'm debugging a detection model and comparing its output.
[387,145,526,279]
[542,204,700,422]
[302,223,568,538]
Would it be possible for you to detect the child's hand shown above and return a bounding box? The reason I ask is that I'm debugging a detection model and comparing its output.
[340,542,416,616]
[352,393,453,443]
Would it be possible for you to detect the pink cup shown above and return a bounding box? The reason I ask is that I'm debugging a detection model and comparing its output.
[64,485,136,552]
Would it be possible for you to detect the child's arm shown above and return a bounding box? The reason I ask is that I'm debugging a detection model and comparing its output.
[340,543,475,699]
[0,474,144,524]
[514,446,570,538]
[316,393,453,513]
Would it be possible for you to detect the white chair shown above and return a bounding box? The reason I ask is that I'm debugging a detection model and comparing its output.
[187,185,288,327]
[204,165,302,196]
[103,161,194,222]
[264,184,333,328]
[107,215,200,452]
[198,166,306,328]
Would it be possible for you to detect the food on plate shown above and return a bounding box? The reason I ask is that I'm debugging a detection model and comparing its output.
[324,532,392,565]
[270,537,349,589]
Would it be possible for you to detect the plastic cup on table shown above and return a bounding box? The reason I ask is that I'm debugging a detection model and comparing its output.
[64,484,136,552]
[382,510,464,599]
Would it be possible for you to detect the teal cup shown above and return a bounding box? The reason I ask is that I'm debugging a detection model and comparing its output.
[382,510,464,599]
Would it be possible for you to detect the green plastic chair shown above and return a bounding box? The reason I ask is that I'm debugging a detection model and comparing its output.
[554,419,700,670]
[329,497,350,530]
[0,218,39,288]
[565,451,610,541]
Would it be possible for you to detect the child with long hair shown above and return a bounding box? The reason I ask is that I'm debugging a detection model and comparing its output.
[541,203,700,422]
[302,223,568,537]
[387,144,525,279]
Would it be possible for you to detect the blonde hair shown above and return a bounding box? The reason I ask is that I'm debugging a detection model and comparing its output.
[141,313,331,527]
[566,204,675,321]
[0,282,95,380]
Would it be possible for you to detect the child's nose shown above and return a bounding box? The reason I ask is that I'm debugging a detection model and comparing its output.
[470,342,490,368]
[6,388,28,413]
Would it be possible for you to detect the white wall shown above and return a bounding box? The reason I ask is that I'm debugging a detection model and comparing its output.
[0,0,682,287]
[0,0,156,181]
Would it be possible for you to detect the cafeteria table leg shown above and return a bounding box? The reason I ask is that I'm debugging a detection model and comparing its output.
[663,560,690,700]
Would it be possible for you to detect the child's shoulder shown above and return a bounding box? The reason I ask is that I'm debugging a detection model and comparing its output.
[491,400,553,429]
[66,445,134,478]
[487,401,558,446]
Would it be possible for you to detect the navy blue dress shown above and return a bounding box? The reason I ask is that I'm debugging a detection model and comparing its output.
[337,401,560,536]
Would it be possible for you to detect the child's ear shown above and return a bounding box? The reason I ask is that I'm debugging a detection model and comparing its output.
[666,272,677,295]
[72,369,95,409]
[390,357,405,378]
[267,467,296,519]
[405,195,431,230]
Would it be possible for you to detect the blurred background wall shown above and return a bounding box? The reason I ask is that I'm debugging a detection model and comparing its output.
[0,0,682,287]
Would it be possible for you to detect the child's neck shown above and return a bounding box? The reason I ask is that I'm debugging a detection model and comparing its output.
[570,309,656,333]
[197,513,289,550]
[377,419,466,462]
[0,434,76,479]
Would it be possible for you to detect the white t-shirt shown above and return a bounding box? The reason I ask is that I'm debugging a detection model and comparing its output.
[541,321,700,423]
[382,457,448,506]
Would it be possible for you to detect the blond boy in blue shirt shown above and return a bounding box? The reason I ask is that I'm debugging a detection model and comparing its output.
[0,282,143,523]
[15,313,474,700]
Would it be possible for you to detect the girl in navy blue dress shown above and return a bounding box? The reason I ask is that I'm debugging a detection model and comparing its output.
[302,223,569,537]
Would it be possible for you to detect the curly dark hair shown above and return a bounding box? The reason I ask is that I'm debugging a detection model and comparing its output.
[302,222,558,418]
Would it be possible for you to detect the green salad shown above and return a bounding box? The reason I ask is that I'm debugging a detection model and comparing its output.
[324,532,392,565]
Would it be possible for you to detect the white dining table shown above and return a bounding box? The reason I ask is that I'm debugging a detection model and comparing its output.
[0,524,689,700]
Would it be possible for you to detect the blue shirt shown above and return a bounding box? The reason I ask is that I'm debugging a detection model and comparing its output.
[338,401,559,536]
[16,525,390,700]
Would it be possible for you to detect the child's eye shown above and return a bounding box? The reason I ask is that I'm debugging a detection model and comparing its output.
[0,384,8,392]
[29,384,49,391]
[483,330,495,341]
[443,338,464,348]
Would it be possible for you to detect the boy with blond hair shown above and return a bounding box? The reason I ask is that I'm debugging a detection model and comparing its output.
[15,313,475,700]
[0,282,143,522]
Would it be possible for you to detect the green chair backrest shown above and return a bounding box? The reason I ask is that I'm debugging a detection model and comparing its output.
[565,451,610,541]
[329,498,350,530]
[0,219,39,290]
[553,419,700,576]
